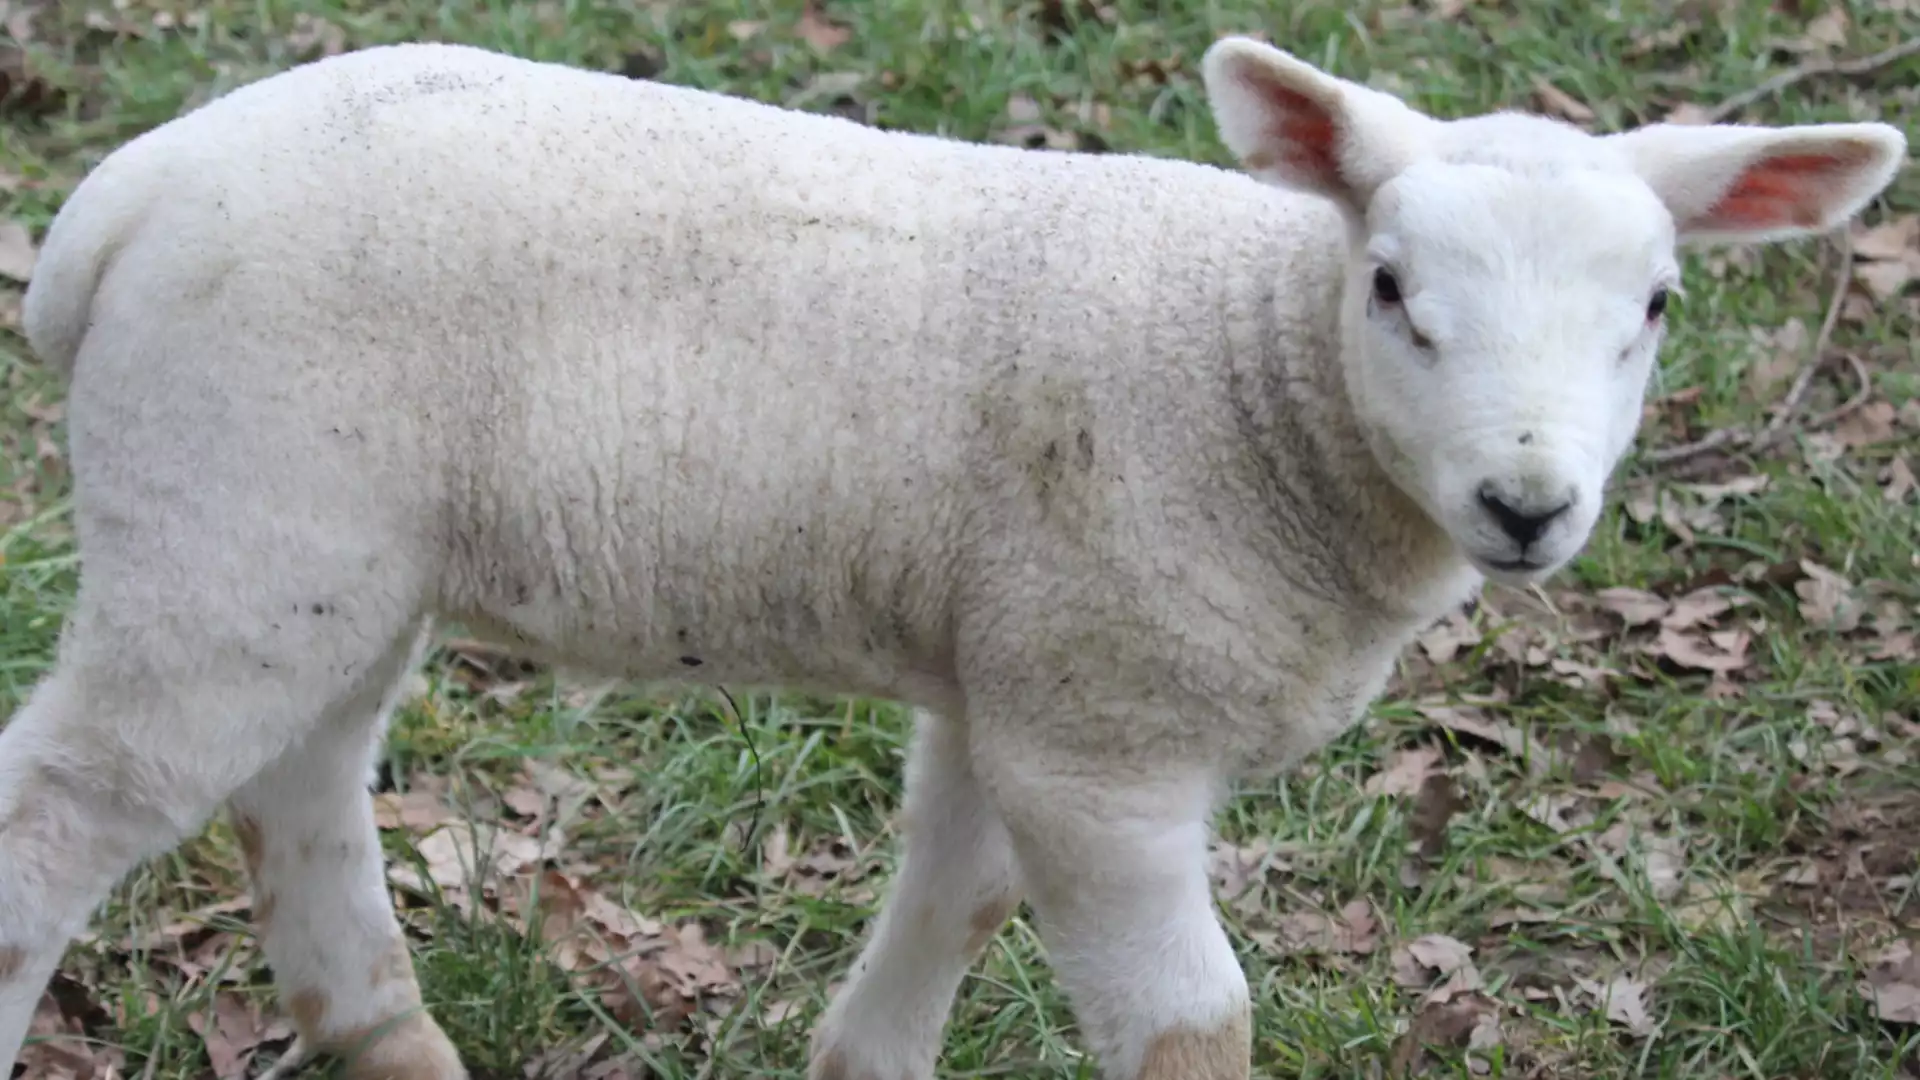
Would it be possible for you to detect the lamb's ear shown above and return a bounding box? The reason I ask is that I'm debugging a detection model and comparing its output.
[1200,36,1435,214]
[1609,121,1907,244]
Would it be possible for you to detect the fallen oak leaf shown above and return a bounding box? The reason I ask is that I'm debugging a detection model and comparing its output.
[1796,560,1866,633]
[1364,744,1443,797]
[0,218,36,282]
[1654,624,1749,672]
[1388,991,1501,1077]
[1884,457,1916,504]
[1595,586,1668,627]
[1268,899,1379,957]
[1576,973,1658,1037]
[1859,939,1920,1024]
[1391,933,1483,1005]
[187,993,280,1079]
[371,789,451,832]
[796,3,851,52]
[1531,76,1595,125]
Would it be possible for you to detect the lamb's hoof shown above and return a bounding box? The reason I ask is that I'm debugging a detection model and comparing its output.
[808,1040,928,1080]
[327,1011,469,1080]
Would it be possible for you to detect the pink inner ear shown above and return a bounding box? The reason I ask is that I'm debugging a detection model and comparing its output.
[1246,81,1341,189]
[1703,152,1859,231]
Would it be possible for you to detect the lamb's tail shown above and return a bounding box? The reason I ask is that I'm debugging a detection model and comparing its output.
[21,150,150,378]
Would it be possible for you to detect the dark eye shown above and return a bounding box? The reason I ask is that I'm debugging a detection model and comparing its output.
[1646,287,1669,321]
[1372,267,1402,305]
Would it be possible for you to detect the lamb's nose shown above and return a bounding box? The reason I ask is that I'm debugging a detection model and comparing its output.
[1477,483,1571,547]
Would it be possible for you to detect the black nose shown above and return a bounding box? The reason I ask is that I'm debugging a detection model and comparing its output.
[1477,484,1571,546]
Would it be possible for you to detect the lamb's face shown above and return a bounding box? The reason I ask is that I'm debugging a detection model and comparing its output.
[1345,162,1676,585]
[1202,34,1905,588]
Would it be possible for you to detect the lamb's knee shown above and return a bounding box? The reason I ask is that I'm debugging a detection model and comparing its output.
[1135,1007,1252,1080]
[964,894,1018,955]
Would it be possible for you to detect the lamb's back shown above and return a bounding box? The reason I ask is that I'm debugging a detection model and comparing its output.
[70,42,1351,703]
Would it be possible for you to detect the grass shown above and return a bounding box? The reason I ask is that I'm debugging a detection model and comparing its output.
[2,1,1917,1078]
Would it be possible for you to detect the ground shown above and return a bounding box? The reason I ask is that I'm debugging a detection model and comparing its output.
[0,1,1917,1078]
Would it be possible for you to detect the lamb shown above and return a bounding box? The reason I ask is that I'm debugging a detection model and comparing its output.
[0,31,1904,1080]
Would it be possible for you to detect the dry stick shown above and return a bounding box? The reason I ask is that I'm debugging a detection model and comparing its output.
[1702,36,1920,124]
[1645,230,1854,470]
[1762,228,1854,436]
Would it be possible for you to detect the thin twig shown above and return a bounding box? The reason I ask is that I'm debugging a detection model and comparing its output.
[1645,230,1854,470]
[1808,351,1875,432]
[713,684,766,855]
[1766,229,1853,435]
[1703,37,1920,124]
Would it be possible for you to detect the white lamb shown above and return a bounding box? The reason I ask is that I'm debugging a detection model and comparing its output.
[0,32,1904,1080]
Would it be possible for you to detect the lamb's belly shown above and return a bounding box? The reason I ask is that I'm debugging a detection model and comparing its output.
[441,486,963,707]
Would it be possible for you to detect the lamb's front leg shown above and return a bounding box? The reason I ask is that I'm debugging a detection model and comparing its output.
[809,709,1022,1080]
[982,746,1251,1080]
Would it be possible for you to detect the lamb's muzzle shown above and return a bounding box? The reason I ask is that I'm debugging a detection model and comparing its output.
[1,31,1904,1080]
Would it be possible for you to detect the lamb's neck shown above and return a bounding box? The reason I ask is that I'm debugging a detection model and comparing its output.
[1218,260,1478,634]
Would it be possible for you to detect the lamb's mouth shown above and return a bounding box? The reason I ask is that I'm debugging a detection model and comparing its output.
[1486,557,1544,572]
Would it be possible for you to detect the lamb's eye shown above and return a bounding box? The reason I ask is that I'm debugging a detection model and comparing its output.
[1372,267,1403,305]
[1646,287,1669,322]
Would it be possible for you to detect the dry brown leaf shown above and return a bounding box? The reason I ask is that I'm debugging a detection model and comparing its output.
[1388,991,1500,1076]
[1796,560,1865,633]
[1392,933,1483,1006]
[1885,457,1916,504]
[1852,215,1920,300]
[601,922,741,1031]
[1408,769,1463,860]
[1661,588,1734,631]
[0,218,36,282]
[1642,834,1686,902]
[1805,7,1850,47]
[1595,587,1668,627]
[186,993,280,1079]
[1835,401,1899,449]
[1578,973,1657,1036]
[1860,939,1920,1024]
[1366,745,1443,797]
[761,821,795,878]
[1420,703,1532,761]
[18,992,113,1080]
[1748,317,1807,396]
[285,13,347,59]
[796,3,851,52]
[1417,610,1482,663]
[502,784,545,818]
[387,820,548,909]
[1269,899,1378,957]
[1532,77,1595,124]
[1663,101,1714,125]
[1654,624,1749,672]
[372,789,452,832]
[1209,838,1293,902]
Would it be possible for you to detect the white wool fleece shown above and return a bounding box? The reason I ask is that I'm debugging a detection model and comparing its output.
[4,35,1905,1080]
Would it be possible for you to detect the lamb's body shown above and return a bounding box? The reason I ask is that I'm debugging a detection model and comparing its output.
[46,43,1454,759]
[3,36,1902,1080]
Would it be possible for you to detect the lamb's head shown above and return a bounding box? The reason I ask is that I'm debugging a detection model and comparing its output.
[1201,36,1906,585]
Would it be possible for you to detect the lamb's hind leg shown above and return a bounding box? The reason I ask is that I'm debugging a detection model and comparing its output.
[0,597,452,1078]
[809,708,1023,1080]
[229,621,463,1080]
